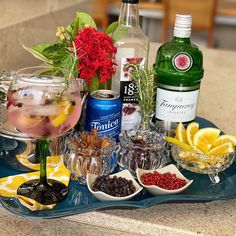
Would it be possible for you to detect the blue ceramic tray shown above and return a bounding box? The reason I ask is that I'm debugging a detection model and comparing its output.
[0,117,236,219]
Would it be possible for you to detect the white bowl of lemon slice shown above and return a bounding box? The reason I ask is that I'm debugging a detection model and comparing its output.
[166,122,236,184]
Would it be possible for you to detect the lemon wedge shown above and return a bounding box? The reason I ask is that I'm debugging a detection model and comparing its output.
[208,142,234,155]
[193,128,221,153]
[186,122,199,147]
[165,137,193,151]
[176,123,188,143]
[213,134,236,147]
[19,114,43,128]
[50,101,74,127]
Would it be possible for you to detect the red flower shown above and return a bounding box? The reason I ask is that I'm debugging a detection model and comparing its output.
[74,27,117,85]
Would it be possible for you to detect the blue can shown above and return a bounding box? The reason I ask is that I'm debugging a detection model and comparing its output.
[85,90,122,141]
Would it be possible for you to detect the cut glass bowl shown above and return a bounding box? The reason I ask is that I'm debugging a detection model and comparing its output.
[171,144,235,184]
[118,129,167,177]
[64,131,119,184]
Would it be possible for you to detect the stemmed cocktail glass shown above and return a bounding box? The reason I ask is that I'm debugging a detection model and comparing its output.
[6,66,82,205]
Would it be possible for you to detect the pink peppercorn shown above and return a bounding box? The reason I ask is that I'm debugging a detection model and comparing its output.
[141,171,187,190]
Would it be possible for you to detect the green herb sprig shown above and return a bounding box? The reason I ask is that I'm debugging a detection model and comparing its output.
[0,72,12,104]
[130,65,156,129]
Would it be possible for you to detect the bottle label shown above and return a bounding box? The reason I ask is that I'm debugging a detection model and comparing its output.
[172,52,193,72]
[155,88,199,122]
[120,57,145,130]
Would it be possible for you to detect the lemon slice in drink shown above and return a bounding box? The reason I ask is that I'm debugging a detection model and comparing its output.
[213,135,236,147]
[186,122,199,147]
[20,114,43,128]
[193,128,221,153]
[50,100,74,127]
[208,142,234,155]
[176,123,188,143]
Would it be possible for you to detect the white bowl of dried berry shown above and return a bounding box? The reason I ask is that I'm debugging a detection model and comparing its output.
[136,164,193,195]
[87,170,143,201]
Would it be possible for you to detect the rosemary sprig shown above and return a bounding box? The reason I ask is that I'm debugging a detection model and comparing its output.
[0,72,13,104]
[130,65,156,126]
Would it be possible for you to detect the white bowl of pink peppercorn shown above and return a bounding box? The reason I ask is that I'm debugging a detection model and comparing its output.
[136,164,193,195]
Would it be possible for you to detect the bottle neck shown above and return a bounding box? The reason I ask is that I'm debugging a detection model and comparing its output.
[172,36,191,44]
[119,3,140,27]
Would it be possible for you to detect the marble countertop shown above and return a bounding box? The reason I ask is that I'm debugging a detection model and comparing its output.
[1,43,236,236]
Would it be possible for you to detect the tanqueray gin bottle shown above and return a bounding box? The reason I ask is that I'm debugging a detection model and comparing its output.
[112,0,149,131]
[153,14,204,133]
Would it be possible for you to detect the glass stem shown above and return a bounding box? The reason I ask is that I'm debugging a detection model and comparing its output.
[39,139,49,185]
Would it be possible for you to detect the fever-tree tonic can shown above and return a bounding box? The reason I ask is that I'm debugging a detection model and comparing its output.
[85,90,122,141]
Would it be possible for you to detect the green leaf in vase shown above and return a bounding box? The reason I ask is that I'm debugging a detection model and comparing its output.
[112,25,129,42]
[76,12,97,29]
[32,43,52,53]
[106,21,119,36]
[42,43,68,62]
[61,52,78,79]
[22,43,53,65]
[66,12,97,41]
[88,76,99,92]
[66,15,80,40]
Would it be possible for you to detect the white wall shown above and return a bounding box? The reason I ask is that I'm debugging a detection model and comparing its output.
[0,0,92,70]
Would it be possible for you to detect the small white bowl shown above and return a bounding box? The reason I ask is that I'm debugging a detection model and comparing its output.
[136,164,193,195]
[87,170,143,201]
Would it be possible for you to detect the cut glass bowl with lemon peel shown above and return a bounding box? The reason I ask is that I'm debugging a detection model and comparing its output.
[165,122,236,184]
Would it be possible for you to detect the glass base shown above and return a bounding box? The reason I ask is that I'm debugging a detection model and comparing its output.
[17,179,68,205]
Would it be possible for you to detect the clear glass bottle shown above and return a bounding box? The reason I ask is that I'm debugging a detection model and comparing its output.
[112,0,149,131]
[153,14,204,134]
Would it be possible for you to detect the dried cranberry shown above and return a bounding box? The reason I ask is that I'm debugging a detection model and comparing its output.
[92,175,136,197]
[6,92,17,108]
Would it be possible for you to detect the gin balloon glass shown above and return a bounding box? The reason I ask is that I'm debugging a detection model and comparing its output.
[6,66,82,204]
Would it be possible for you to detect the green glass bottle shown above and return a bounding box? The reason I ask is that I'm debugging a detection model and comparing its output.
[153,14,204,132]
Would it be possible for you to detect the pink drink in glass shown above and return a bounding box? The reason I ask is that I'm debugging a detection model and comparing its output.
[7,80,81,138]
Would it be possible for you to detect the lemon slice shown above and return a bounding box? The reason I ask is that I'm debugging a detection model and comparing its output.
[18,114,43,128]
[176,123,188,143]
[186,122,199,147]
[193,128,221,153]
[213,135,236,147]
[165,137,192,151]
[50,101,74,127]
[208,142,234,155]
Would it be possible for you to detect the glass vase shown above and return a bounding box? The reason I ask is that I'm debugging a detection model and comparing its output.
[140,112,152,131]
[88,77,112,92]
